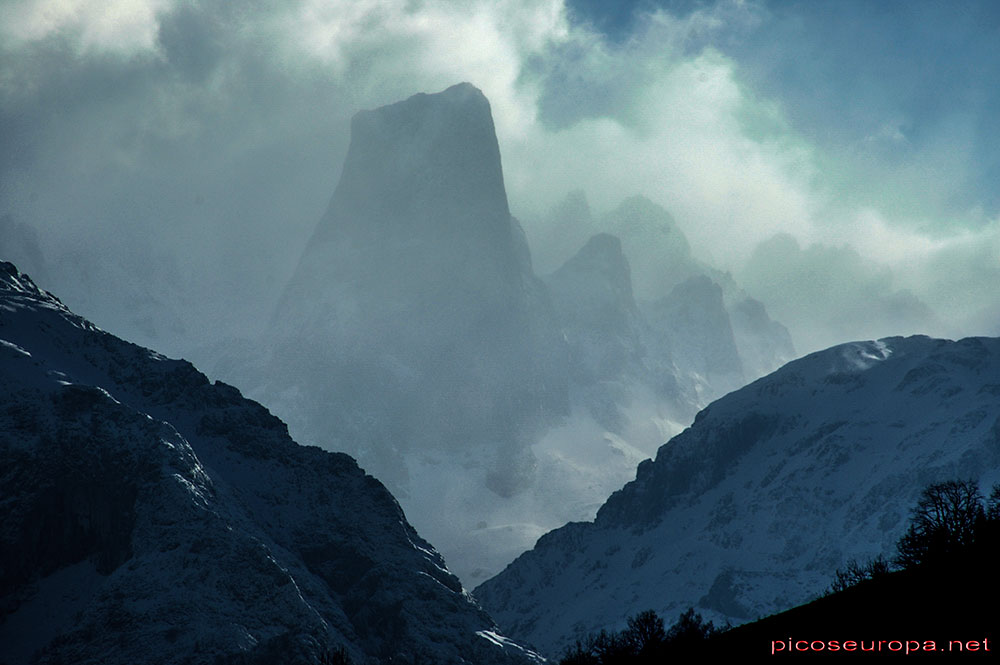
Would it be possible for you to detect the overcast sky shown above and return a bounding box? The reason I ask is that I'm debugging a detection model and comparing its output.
[2,0,998,355]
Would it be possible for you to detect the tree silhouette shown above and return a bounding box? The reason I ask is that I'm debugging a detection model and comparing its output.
[559,607,719,664]
[894,479,985,569]
[988,484,1000,521]
[623,609,666,656]
[828,555,891,594]
[662,608,719,655]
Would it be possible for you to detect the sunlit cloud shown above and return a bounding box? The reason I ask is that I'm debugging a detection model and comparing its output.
[1,0,176,55]
[0,0,997,357]
[504,9,819,269]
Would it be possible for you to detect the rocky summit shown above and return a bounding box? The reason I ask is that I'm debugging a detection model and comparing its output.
[271,82,562,489]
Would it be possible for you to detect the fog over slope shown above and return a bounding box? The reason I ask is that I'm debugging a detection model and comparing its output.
[212,82,793,584]
[2,0,999,585]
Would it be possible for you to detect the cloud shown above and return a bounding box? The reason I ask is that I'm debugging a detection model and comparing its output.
[904,222,1000,337]
[724,0,1000,224]
[0,0,176,55]
[0,0,997,357]
[737,233,946,353]
[504,5,819,269]
[0,0,579,347]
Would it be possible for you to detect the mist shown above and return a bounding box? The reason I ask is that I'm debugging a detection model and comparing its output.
[3,0,1000,583]
[3,0,998,355]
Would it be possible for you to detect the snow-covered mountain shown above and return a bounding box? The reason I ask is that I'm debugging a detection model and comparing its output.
[475,334,1000,657]
[0,261,539,665]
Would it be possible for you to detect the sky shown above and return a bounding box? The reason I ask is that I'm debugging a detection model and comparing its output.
[1,0,999,356]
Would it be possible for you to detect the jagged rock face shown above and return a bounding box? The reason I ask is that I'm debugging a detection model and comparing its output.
[603,196,698,302]
[530,189,596,275]
[601,195,794,387]
[645,275,745,396]
[475,335,1000,657]
[728,296,796,382]
[544,234,643,385]
[541,236,752,435]
[0,262,539,665]
[543,192,794,388]
[250,84,575,585]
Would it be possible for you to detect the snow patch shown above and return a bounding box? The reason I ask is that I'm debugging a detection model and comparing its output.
[0,338,30,356]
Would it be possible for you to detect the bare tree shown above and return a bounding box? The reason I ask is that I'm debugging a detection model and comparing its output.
[988,484,1000,522]
[895,479,985,568]
[829,555,891,593]
[623,610,666,657]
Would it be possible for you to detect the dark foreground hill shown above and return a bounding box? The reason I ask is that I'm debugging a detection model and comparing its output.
[560,555,998,661]
[710,538,999,658]
[0,261,539,665]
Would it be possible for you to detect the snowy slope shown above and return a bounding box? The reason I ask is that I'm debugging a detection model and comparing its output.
[475,335,1000,657]
[0,262,539,665]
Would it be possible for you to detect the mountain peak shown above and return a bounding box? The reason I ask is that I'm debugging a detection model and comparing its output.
[557,234,629,284]
[1,260,69,322]
[603,196,696,300]
[430,80,485,101]
[269,83,565,563]
[278,81,524,349]
[314,81,508,245]
[0,261,45,298]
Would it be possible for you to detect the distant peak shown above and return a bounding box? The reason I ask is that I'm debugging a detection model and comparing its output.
[577,233,623,259]
[670,274,721,298]
[354,82,490,129]
[555,233,632,291]
[0,261,48,299]
[442,81,483,97]
[312,79,509,245]
[613,195,676,224]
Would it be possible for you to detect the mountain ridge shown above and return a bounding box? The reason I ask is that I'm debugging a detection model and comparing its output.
[475,333,1000,657]
[0,260,540,665]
